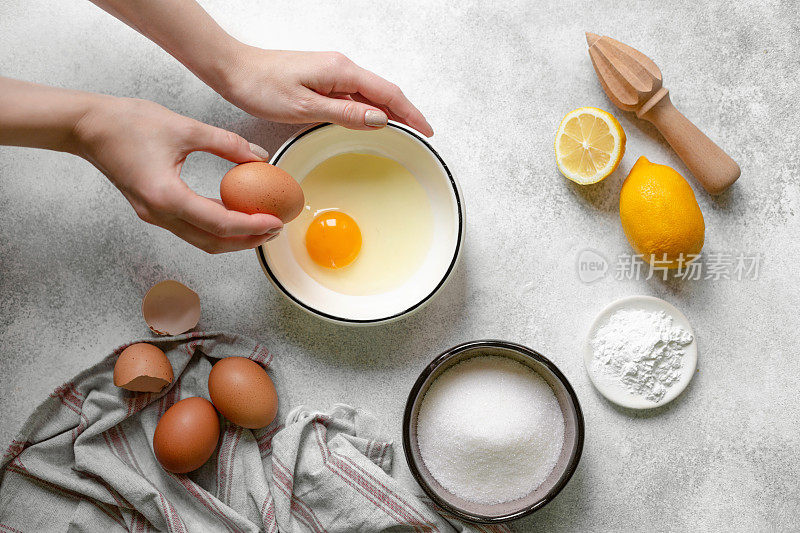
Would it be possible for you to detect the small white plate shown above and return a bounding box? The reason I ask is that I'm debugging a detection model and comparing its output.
[583,295,697,409]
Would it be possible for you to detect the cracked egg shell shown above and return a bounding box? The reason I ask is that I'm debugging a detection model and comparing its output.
[114,343,174,393]
[220,162,304,223]
[142,280,201,336]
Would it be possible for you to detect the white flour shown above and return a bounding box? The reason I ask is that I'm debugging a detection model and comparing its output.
[590,309,693,402]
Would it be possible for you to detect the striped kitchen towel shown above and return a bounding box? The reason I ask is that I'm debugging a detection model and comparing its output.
[0,332,510,533]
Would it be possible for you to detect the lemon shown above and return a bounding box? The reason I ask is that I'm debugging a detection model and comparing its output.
[555,107,626,184]
[620,157,705,268]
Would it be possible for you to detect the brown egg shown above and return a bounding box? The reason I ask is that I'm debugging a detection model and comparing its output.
[208,357,278,429]
[153,397,220,473]
[220,162,304,223]
[113,343,174,393]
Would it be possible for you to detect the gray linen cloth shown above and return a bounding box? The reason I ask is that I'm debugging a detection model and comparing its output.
[0,332,510,533]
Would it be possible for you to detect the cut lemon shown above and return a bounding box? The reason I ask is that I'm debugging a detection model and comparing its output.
[554,107,626,185]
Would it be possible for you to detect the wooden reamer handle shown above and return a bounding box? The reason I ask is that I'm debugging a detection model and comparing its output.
[638,89,740,194]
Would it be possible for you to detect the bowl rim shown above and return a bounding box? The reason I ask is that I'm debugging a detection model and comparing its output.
[256,121,464,324]
[402,339,585,523]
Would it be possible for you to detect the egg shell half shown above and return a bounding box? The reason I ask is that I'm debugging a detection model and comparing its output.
[113,343,174,393]
[153,397,220,473]
[220,162,304,223]
[208,357,278,429]
[142,280,201,336]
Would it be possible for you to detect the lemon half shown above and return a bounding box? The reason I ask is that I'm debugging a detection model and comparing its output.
[555,107,626,185]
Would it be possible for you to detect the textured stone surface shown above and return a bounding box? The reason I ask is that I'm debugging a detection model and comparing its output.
[1,0,798,530]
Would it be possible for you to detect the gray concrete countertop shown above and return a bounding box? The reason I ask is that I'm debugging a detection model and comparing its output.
[1,1,798,530]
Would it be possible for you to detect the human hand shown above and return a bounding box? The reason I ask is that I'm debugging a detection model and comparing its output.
[217,47,434,137]
[74,96,283,253]
[86,1,432,135]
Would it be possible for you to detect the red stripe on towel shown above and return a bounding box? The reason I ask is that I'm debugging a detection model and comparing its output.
[259,492,277,533]
[270,459,327,533]
[6,462,127,528]
[102,414,185,532]
[312,421,436,532]
[2,440,29,463]
[256,424,282,456]
[172,474,241,533]
[339,453,436,529]
[216,424,243,505]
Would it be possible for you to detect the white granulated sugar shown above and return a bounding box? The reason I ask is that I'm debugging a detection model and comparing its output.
[416,355,565,505]
[591,308,693,402]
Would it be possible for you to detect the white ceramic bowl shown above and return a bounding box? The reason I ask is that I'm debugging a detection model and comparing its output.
[257,122,464,324]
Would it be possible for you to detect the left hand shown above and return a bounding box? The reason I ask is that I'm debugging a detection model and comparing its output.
[217,47,434,137]
[75,96,284,254]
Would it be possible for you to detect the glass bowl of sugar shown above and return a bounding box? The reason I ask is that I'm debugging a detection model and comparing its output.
[402,340,584,523]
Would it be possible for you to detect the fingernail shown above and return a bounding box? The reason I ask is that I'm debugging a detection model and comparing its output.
[266,221,283,233]
[263,231,280,243]
[365,110,388,128]
[248,142,270,161]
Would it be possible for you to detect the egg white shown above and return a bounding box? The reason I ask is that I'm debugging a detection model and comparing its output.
[287,152,433,296]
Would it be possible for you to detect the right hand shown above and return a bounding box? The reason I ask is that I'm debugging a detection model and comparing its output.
[74,96,283,254]
[216,48,434,137]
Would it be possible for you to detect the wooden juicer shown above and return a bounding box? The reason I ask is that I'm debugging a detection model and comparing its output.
[586,33,740,194]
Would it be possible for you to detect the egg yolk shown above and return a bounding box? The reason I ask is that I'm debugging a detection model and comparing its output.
[305,211,362,269]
